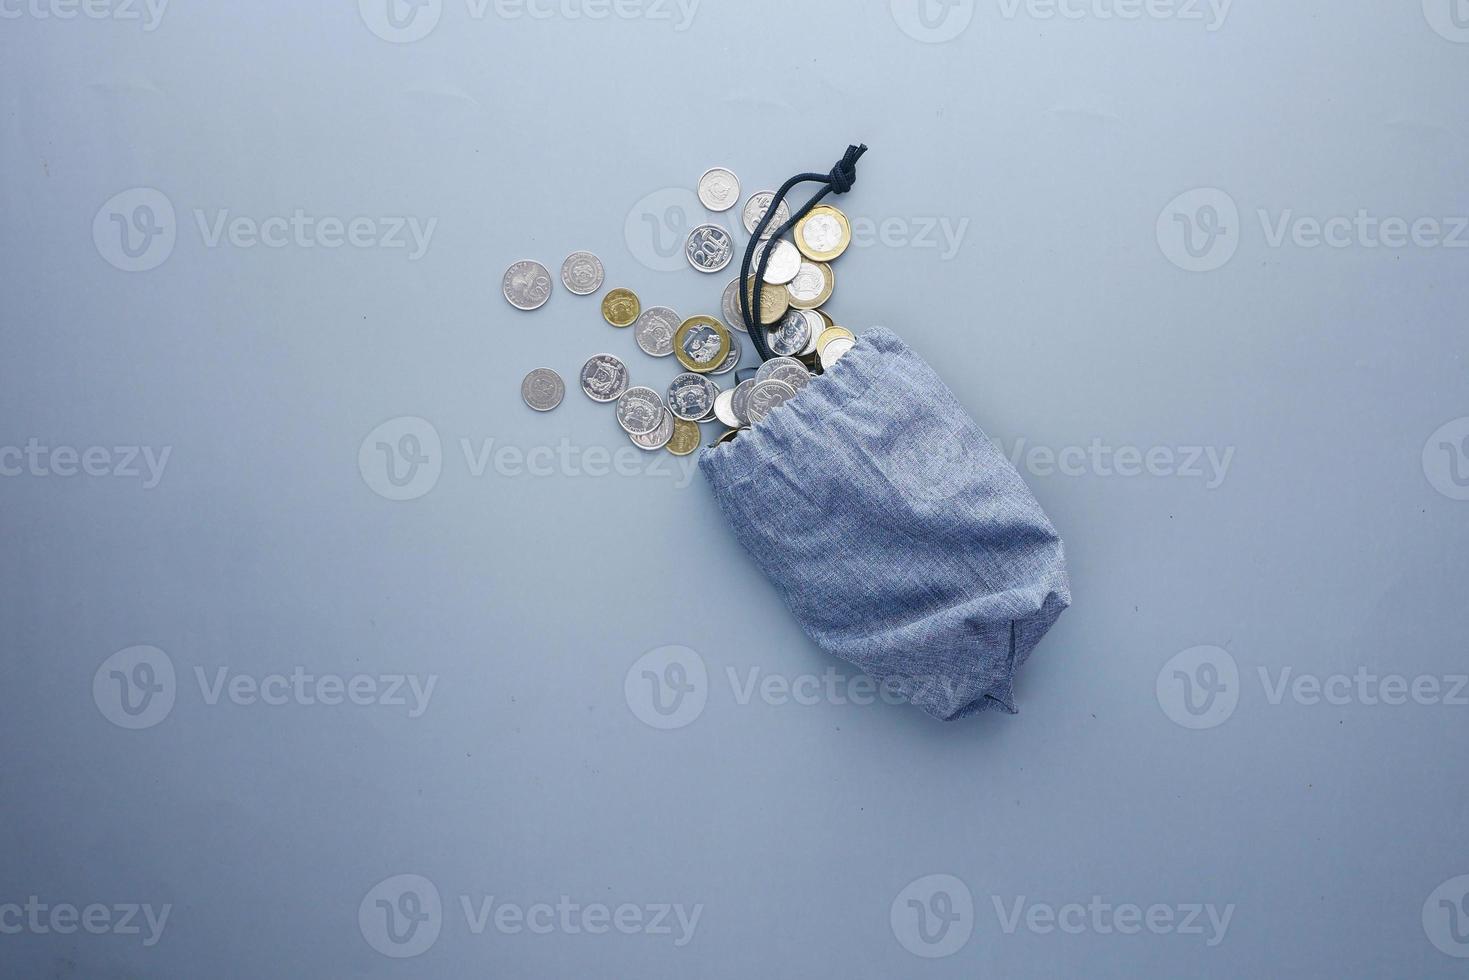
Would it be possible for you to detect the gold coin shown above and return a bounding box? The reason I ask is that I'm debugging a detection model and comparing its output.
[667,417,701,456]
[744,279,789,325]
[601,288,640,328]
[816,326,856,357]
[786,261,834,309]
[713,428,741,447]
[794,205,852,262]
[674,315,732,373]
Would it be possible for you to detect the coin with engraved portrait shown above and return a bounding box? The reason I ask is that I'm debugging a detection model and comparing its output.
[630,408,676,451]
[616,386,665,436]
[521,368,565,412]
[560,251,604,296]
[746,379,797,424]
[766,309,812,358]
[742,191,791,237]
[697,168,741,212]
[674,315,732,373]
[601,288,641,328]
[667,373,719,421]
[502,260,553,310]
[794,205,852,262]
[634,306,679,357]
[686,224,734,273]
[579,353,630,403]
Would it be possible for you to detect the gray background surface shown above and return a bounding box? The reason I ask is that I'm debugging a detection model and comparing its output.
[2,1,1467,977]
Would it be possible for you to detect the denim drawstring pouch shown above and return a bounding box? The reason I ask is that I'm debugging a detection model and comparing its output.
[699,146,1071,721]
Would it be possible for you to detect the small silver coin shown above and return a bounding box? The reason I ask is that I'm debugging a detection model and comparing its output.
[634,306,680,358]
[713,388,741,428]
[521,368,565,412]
[730,379,756,426]
[710,333,741,376]
[667,373,719,421]
[800,310,824,356]
[560,251,604,295]
[580,353,630,403]
[697,167,741,212]
[720,278,748,333]
[746,379,797,424]
[616,386,665,436]
[756,239,802,285]
[819,336,856,370]
[686,224,734,273]
[742,191,791,237]
[502,260,553,310]
[755,356,807,385]
[630,409,676,451]
[766,309,812,357]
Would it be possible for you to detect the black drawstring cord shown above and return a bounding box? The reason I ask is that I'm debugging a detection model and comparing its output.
[739,144,867,362]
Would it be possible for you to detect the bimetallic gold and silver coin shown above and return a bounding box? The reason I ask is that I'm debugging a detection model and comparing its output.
[820,334,856,370]
[742,191,791,237]
[697,168,741,212]
[580,354,630,403]
[560,251,604,296]
[674,315,732,374]
[521,368,565,412]
[667,373,719,421]
[615,386,664,436]
[630,409,676,451]
[767,309,812,358]
[634,306,679,357]
[786,261,834,309]
[686,224,734,273]
[502,259,552,310]
[746,379,797,424]
[601,288,640,328]
[754,238,802,285]
[666,418,702,456]
[794,204,852,262]
[816,325,855,358]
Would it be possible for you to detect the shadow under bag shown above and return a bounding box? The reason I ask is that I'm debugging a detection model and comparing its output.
[699,327,1071,720]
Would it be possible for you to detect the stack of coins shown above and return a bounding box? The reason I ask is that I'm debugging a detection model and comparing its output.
[509,167,858,455]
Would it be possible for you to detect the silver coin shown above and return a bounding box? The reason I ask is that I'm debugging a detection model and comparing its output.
[766,309,812,357]
[713,389,741,428]
[742,191,791,237]
[800,310,824,356]
[720,278,748,333]
[686,224,734,273]
[634,306,680,358]
[560,251,604,295]
[769,360,811,392]
[710,333,741,375]
[730,379,756,426]
[755,356,806,385]
[521,368,565,412]
[697,167,741,212]
[630,409,676,451]
[616,386,665,436]
[667,373,718,421]
[756,239,802,285]
[820,336,856,370]
[502,260,553,310]
[580,353,629,403]
[746,379,797,424]
[787,261,828,306]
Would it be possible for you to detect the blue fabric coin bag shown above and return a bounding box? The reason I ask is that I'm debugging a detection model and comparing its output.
[698,147,1071,721]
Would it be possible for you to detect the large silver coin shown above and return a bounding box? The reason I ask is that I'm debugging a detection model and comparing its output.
[746,379,797,424]
[686,224,734,273]
[766,309,812,357]
[730,379,756,426]
[755,356,806,385]
[502,260,553,310]
[742,191,791,237]
[697,167,741,212]
[713,389,741,428]
[630,409,676,451]
[634,306,680,358]
[753,238,802,285]
[616,386,665,436]
[560,251,604,295]
[710,333,741,376]
[579,353,629,403]
[720,277,748,334]
[667,373,719,421]
[521,368,565,412]
[769,360,811,392]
